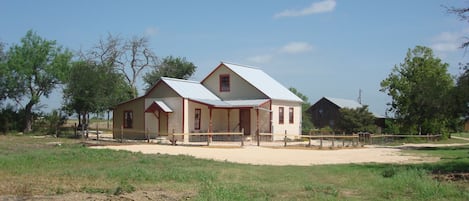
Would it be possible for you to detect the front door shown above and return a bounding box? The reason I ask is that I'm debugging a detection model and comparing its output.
[159,112,169,135]
[240,109,251,135]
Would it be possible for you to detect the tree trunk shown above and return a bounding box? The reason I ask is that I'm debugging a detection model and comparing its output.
[23,101,34,133]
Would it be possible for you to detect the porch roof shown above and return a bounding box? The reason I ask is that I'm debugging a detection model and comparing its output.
[145,100,173,113]
[191,98,270,108]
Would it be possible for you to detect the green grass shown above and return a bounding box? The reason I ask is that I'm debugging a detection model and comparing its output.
[452,132,469,138]
[0,135,468,200]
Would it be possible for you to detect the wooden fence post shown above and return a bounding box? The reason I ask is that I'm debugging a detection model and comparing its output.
[96,123,99,142]
[257,129,260,146]
[120,125,123,143]
[172,129,176,146]
[342,132,345,147]
[331,131,335,148]
[284,130,287,147]
[74,123,77,138]
[320,137,323,149]
[146,129,149,143]
[241,129,244,147]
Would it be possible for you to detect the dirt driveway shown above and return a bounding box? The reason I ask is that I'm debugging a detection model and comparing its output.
[91,141,452,166]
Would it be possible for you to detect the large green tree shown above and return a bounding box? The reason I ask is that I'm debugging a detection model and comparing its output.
[453,64,469,119]
[5,30,72,132]
[143,56,197,91]
[63,61,132,126]
[447,5,469,128]
[337,106,376,133]
[289,87,314,134]
[380,46,454,135]
[0,41,7,102]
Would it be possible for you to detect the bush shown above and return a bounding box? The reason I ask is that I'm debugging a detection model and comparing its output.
[0,105,24,134]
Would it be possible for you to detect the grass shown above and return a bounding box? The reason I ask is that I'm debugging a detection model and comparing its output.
[452,132,469,138]
[0,135,468,200]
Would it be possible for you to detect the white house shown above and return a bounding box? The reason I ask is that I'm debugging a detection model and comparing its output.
[113,62,303,142]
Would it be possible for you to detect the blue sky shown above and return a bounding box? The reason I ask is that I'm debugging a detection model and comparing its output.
[1,0,468,116]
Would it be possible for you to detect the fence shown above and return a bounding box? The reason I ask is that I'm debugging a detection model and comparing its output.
[169,132,245,146]
[109,126,443,148]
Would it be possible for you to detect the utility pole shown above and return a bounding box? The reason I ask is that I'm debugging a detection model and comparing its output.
[357,89,362,105]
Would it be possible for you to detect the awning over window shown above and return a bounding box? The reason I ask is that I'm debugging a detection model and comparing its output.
[145,100,173,113]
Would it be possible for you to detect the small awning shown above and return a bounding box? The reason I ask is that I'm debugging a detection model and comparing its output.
[145,101,173,113]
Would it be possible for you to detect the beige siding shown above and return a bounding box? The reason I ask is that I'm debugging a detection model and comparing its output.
[202,65,267,100]
[271,100,301,140]
[187,101,210,132]
[187,101,243,133]
[146,82,179,98]
[165,97,183,134]
[113,97,146,139]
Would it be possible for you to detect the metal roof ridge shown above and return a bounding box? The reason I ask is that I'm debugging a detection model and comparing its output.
[221,61,262,70]
[161,77,200,83]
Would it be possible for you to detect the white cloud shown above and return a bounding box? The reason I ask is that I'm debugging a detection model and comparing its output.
[144,26,159,37]
[279,42,313,54]
[430,28,469,52]
[246,42,314,63]
[247,54,273,64]
[274,0,336,18]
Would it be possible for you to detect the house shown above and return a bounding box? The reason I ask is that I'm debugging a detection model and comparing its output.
[113,62,303,142]
[306,97,385,132]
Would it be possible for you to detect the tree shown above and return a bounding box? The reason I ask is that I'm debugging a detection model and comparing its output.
[446,6,469,50]
[88,34,158,98]
[288,87,314,134]
[453,63,469,119]
[63,61,132,128]
[337,106,376,133]
[143,56,197,91]
[446,5,469,130]
[380,46,454,135]
[5,30,72,132]
[0,41,7,102]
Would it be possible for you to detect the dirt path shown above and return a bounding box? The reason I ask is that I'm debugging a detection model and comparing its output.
[92,143,441,166]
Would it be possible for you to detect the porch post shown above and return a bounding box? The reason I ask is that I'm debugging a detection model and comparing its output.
[256,108,260,146]
[227,109,231,132]
[209,107,213,145]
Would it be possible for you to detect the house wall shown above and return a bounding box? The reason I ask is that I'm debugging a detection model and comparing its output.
[146,82,179,98]
[271,100,301,140]
[187,101,241,133]
[144,97,183,137]
[202,64,268,100]
[145,82,184,135]
[113,97,146,139]
[250,103,271,134]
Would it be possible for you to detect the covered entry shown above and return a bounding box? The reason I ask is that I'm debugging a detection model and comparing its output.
[145,100,173,136]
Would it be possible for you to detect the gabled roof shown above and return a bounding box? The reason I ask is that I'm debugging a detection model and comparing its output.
[211,62,303,102]
[145,100,173,113]
[324,97,363,109]
[160,77,221,100]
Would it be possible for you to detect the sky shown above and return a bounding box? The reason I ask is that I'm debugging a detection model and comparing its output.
[1,0,468,116]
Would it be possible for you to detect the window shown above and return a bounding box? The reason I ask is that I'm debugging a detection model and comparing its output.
[289,107,294,124]
[124,111,133,128]
[279,107,284,124]
[194,109,201,130]
[219,74,230,92]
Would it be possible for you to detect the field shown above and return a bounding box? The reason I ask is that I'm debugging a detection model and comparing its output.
[0,135,468,200]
